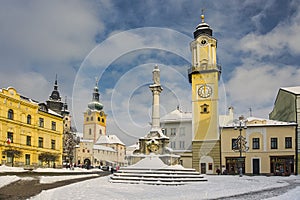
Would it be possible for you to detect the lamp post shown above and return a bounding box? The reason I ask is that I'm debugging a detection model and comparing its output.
[233,116,249,177]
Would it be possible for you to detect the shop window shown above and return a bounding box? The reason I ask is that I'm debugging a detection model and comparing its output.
[27,115,31,124]
[208,163,213,170]
[171,128,176,136]
[26,136,31,146]
[25,154,30,165]
[38,137,43,148]
[285,137,292,149]
[51,121,56,131]
[271,138,278,149]
[8,109,14,120]
[39,118,44,128]
[252,138,260,149]
[232,138,238,150]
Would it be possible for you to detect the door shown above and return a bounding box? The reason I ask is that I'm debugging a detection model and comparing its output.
[200,163,206,174]
[253,159,260,175]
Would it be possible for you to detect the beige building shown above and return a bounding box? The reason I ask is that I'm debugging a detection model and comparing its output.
[269,86,300,174]
[221,117,296,175]
[75,81,126,168]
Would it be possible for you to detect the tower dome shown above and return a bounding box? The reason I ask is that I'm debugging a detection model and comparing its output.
[87,80,103,111]
[193,14,213,39]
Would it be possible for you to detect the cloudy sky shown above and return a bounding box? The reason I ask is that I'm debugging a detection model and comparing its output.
[1,0,300,145]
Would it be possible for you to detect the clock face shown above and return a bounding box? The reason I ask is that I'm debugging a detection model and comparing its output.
[198,85,212,98]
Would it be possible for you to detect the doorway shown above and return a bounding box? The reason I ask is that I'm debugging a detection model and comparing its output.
[253,158,260,175]
[200,163,206,174]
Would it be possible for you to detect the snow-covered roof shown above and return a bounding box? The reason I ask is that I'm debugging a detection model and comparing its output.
[48,108,62,117]
[223,116,296,128]
[79,139,94,143]
[93,144,116,152]
[95,135,125,145]
[160,108,192,123]
[281,86,300,95]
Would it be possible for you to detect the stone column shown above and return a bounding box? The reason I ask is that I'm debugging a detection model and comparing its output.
[150,65,163,129]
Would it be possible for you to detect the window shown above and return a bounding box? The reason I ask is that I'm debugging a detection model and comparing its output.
[7,132,13,143]
[252,138,260,149]
[98,117,100,121]
[83,149,85,153]
[26,136,31,146]
[51,121,56,131]
[51,140,56,150]
[102,118,105,123]
[232,138,238,150]
[271,138,278,149]
[171,128,176,136]
[8,109,14,120]
[179,141,185,149]
[179,127,185,136]
[200,104,209,114]
[89,128,92,135]
[162,128,167,136]
[25,154,30,165]
[27,115,31,124]
[86,117,89,121]
[208,163,213,170]
[38,137,43,148]
[285,137,292,149]
[91,116,93,121]
[170,141,176,149]
[39,118,44,128]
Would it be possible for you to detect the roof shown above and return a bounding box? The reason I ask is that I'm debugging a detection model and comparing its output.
[160,108,192,123]
[280,86,300,95]
[95,135,125,145]
[223,116,296,128]
[93,144,116,152]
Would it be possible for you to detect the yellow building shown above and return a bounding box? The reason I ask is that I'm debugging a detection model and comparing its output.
[188,14,221,173]
[0,87,63,167]
[221,117,296,175]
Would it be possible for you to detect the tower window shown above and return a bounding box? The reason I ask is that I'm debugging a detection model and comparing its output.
[86,117,89,121]
[27,115,31,124]
[98,117,100,121]
[89,128,92,135]
[91,116,93,121]
[8,109,14,120]
[102,119,105,123]
[200,104,209,114]
[51,140,56,150]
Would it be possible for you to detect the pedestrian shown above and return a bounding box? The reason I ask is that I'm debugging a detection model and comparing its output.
[216,168,221,175]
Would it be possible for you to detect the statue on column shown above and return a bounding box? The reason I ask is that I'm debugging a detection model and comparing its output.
[153,65,160,85]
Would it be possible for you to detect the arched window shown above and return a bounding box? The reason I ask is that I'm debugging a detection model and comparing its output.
[8,109,14,120]
[27,115,31,124]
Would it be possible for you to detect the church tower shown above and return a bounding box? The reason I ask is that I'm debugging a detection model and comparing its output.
[83,80,107,142]
[188,13,221,173]
[46,75,64,115]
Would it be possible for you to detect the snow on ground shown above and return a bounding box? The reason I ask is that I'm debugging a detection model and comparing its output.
[30,175,300,200]
[34,167,102,173]
[0,165,27,172]
[0,175,20,188]
[39,174,98,184]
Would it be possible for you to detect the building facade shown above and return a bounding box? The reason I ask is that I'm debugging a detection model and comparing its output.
[160,107,193,168]
[269,86,300,174]
[188,14,222,173]
[0,87,63,167]
[221,117,296,175]
[75,81,126,168]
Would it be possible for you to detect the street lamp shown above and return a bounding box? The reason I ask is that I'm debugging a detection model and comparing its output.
[233,115,249,177]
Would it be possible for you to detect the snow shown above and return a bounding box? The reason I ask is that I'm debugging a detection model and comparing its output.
[128,155,167,169]
[0,166,300,199]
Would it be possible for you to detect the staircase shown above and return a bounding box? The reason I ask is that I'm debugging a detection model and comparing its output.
[110,155,207,185]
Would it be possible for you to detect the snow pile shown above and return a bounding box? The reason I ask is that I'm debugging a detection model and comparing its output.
[0,165,27,172]
[0,175,20,188]
[129,155,167,169]
[40,174,98,184]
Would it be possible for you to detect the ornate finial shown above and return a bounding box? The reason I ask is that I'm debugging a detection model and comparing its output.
[201,8,205,23]
[55,74,58,85]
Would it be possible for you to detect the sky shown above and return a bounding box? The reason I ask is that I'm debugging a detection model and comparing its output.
[1,0,300,145]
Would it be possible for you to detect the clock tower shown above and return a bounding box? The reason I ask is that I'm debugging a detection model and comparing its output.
[188,14,221,173]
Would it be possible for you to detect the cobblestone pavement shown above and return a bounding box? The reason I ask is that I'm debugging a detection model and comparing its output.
[0,172,110,200]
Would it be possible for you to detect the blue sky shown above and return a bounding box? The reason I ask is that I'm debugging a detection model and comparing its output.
[1,0,300,145]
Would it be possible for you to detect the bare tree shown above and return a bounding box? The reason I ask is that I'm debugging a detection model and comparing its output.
[39,152,59,168]
[2,149,22,167]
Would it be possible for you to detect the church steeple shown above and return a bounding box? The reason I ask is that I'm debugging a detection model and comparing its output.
[49,74,61,101]
[87,78,103,111]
